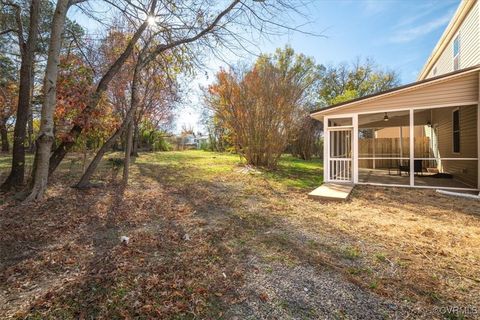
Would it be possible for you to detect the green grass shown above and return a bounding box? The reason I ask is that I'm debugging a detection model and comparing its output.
[137,150,242,175]
[375,253,387,263]
[266,155,323,189]
[0,154,34,170]
[136,150,323,190]
[0,150,323,191]
[342,246,361,260]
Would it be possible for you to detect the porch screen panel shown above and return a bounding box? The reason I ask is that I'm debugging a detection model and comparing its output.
[329,129,352,182]
[328,117,352,127]
[358,110,410,185]
[413,106,478,189]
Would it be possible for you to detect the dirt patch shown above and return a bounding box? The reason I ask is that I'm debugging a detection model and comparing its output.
[228,256,417,319]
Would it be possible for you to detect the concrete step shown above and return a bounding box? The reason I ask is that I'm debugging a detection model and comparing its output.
[308,183,354,201]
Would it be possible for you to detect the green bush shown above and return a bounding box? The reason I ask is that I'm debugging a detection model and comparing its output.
[199,140,210,151]
[153,137,172,151]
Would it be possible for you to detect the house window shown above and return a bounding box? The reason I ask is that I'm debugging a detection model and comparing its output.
[453,109,460,153]
[453,35,460,70]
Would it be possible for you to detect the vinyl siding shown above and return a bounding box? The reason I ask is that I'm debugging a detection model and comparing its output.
[319,71,479,116]
[432,105,478,187]
[433,105,478,158]
[316,71,479,189]
[427,1,479,78]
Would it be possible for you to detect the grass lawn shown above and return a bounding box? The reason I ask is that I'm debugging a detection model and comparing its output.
[1,150,479,319]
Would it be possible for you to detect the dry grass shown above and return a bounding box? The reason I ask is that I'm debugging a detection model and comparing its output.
[0,151,479,319]
[283,186,480,306]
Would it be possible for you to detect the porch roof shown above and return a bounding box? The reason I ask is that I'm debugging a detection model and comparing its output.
[311,65,480,120]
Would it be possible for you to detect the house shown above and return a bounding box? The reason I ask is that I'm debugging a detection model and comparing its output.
[172,132,210,150]
[310,0,479,192]
[418,0,479,80]
[195,134,209,148]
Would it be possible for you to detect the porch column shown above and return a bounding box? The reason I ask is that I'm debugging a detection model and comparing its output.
[478,72,480,190]
[324,124,329,182]
[353,114,359,183]
[399,126,403,163]
[409,109,414,187]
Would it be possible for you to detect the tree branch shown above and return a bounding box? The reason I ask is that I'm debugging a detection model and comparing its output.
[144,0,241,64]
[0,28,16,35]
[2,1,25,52]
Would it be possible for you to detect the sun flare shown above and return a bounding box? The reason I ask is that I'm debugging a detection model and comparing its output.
[147,16,157,25]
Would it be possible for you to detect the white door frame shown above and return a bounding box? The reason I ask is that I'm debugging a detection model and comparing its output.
[324,114,355,183]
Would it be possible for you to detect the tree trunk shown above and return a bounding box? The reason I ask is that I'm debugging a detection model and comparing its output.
[131,118,139,157]
[82,140,88,173]
[75,55,144,188]
[1,0,40,191]
[123,120,133,184]
[27,63,35,152]
[0,121,9,152]
[74,114,131,188]
[48,19,150,177]
[25,0,70,201]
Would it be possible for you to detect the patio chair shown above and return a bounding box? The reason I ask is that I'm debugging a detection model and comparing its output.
[398,160,424,176]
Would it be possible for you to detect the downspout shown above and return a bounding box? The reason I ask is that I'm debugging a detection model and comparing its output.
[436,189,480,199]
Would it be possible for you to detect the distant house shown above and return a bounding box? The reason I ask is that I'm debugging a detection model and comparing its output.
[183,134,197,147]
[174,132,209,150]
[195,134,209,148]
[311,0,479,191]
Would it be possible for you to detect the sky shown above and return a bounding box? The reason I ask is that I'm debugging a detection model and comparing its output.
[175,0,460,134]
[69,0,461,133]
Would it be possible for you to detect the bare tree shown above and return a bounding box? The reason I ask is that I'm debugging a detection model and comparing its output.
[290,115,322,160]
[27,0,314,195]
[122,119,134,183]
[25,0,157,199]
[52,0,314,169]
[74,43,150,188]
[46,1,157,176]
[206,47,319,168]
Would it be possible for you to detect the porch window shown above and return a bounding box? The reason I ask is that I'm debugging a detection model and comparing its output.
[358,110,410,185]
[413,106,478,189]
[453,34,460,71]
[453,109,460,153]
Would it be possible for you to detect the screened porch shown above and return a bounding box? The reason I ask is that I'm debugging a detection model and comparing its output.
[325,104,479,190]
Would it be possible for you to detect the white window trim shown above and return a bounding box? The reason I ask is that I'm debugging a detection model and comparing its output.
[452,107,460,154]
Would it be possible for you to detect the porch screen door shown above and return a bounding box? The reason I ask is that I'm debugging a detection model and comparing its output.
[329,129,353,182]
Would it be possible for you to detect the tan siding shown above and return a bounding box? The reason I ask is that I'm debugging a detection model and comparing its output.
[431,34,454,77]
[321,72,479,116]
[433,105,478,158]
[460,2,480,69]
[427,1,479,78]
[424,105,477,187]
[441,160,478,187]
